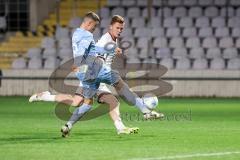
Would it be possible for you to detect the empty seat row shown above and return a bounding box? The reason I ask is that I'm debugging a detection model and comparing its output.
[100,6,240,18]
[107,0,240,7]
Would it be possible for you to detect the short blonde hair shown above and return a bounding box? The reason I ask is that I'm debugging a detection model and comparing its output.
[110,15,124,25]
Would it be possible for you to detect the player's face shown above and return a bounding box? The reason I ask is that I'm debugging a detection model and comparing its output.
[89,20,99,33]
[110,22,124,38]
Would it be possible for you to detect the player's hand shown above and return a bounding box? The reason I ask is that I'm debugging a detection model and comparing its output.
[115,47,122,56]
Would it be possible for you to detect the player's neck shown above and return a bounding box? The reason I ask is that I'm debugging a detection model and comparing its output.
[108,31,117,42]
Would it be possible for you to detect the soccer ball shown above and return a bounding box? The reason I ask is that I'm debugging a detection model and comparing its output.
[142,93,158,110]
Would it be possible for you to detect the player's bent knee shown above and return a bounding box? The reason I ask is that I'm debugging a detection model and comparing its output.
[71,95,84,107]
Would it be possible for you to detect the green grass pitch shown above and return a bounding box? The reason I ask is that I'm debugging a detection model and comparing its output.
[0,96,240,160]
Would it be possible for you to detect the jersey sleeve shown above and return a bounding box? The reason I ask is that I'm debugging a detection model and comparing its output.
[72,30,93,66]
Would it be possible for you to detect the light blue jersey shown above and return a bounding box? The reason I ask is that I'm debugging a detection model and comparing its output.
[72,28,120,98]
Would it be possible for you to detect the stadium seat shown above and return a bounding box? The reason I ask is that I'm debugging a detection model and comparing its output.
[12,58,27,69]
[206,48,221,59]
[176,58,191,70]
[139,49,149,59]
[134,28,151,38]
[215,27,230,38]
[214,0,227,6]
[26,48,42,59]
[220,7,234,17]
[199,27,213,38]
[228,17,240,28]
[183,0,197,6]
[122,0,135,7]
[189,48,205,59]
[182,27,197,37]
[100,18,110,29]
[159,58,174,69]
[210,58,225,69]
[107,0,120,7]
[212,17,226,28]
[58,38,71,49]
[131,18,145,28]
[153,37,168,49]
[199,0,214,6]
[166,28,180,37]
[136,0,148,7]
[136,37,150,49]
[172,48,188,59]
[230,0,240,6]
[168,0,182,6]
[28,58,42,69]
[219,37,234,48]
[186,37,201,48]
[173,7,187,17]
[236,8,240,17]
[43,48,57,58]
[196,17,210,28]
[149,17,162,28]
[204,7,219,17]
[202,37,217,48]
[163,17,177,28]
[55,27,69,40]
[125,48,138,59]
[155,48,171,59]
[112,7,125,17]
[179,17,193,28]
[157,7,172,17]
[236,38,240,48]
[152,0,162,7]
[232,28,240,38]
[127,7,141,18]
[222,48,238,59]
[192,58,208,69]
[41,37,55,49]
[68,17,82,29]
[59,48,73,59]
[99,7,110,18]
[142,8,156,18]
[44,57,60,69]
[121,28,133,38]
[188,7,203,18]
[151,27,164,38]
[227,58,240,70]
[169,37,184,48]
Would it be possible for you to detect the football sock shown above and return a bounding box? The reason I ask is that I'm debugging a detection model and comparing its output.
[114,118,126,131]
[40,93,56,102]
[118,83,150,114]
[67,103,92,129]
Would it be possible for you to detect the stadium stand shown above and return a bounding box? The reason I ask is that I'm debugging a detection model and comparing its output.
[0,0,239,70]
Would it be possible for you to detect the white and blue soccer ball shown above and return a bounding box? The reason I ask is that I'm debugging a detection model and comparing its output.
[142,93,158,110]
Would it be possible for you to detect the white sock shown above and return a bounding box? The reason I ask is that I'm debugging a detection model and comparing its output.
[135,97,151,114]
[114,119,126,131]
[40,93,56,102]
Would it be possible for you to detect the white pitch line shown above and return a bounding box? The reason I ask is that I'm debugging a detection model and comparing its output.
[129,151,240,160]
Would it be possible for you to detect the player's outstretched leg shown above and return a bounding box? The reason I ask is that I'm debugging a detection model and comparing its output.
[29,91,55,102]
[114,79,164,120]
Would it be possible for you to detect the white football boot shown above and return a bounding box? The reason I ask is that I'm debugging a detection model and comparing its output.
[29,91,50,102]
[117,127,139,135]
[143,110,165,120]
